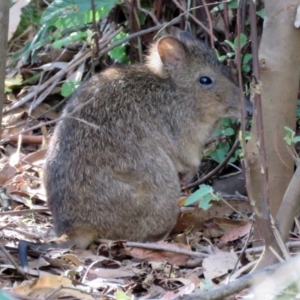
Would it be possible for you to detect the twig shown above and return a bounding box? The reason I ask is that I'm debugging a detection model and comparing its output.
[1,134,44,144]
[222,1,230,49]
[0,208,49,216]
[182,255,300,300]
[137,0,160,25]
[90,0,100,54]
[5,22,177,115]
[202,0,214,48]
[46,286,97,299]
[186,138,240,189]
[228,222,254,280]
[219,196,251,222]
[100,240,209,258]
[4,27,123,113]
[237,240,300,255]
[172,0,218,41]
[1,22,181,146]
[0,241,26,277]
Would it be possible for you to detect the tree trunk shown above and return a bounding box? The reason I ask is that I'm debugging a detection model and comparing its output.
[245,0,300,268]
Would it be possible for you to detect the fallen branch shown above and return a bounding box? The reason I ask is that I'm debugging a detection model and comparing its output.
[0,208,49,216]
[1,134,44,144]
[182,255,300,300]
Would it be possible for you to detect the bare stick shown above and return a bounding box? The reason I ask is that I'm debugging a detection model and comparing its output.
[99,240,209,258]
[0,208,49,216]
[0,241,26,277]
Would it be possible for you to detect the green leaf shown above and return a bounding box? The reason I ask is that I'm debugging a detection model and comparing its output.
[210,142,230,163]
[61,81,81,97]
[210,0,238,13]
[293,136,300,143]
[224,40,235,51]
[221,118,231,127]
[185,184,220,210]
[226,52,235,58]
[284,126,294,134]
[284,136,292,146]
[242,65,250,73]
[199,194,214,210]
[243,53,252,65]
[228,0,239,9]
[213,128,222,137]
[218,55,227,62]
[41,0,121,29]
[108,31,130,64]
[210,148,225,163]
[52,31,87,48]
[234,33,247,49]
[185,185,212,206]
[223,127,235,136]
[229,157,237,163]
[256,8,265,19]
[114,291,131,300]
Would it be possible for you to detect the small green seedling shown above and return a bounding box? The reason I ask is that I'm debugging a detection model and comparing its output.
[185,184,220,210]
[284,127,300,146]
[215,33,252,73]
[208,118,240,163]
[61,81,81,97]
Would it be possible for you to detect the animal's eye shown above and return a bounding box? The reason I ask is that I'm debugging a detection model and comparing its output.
[199,76,214,86]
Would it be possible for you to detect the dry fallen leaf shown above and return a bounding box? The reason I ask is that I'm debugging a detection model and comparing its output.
[0,162,18,184]
[220,222,252,243]
[11,275,95,299]
[202,249,239,279]
[122,241,192,266]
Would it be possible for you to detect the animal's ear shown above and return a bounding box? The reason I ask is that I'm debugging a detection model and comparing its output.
[165,26,195,42]
[178,30,195,41]
[157,37,187,70]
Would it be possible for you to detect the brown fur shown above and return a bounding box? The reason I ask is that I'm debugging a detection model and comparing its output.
[27,30,243,254]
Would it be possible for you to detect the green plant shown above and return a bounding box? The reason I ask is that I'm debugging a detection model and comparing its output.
[284,127,300,146]
[41,0,121,30]
[108,31,130,64]
[210,0,239,13]
[211,0,265,19]
[185,184,220,210]
[215,33,252,73]
[61,81,81,97]
[11,0,121,64]
[207,118,237,163]
[13,2,41,39]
